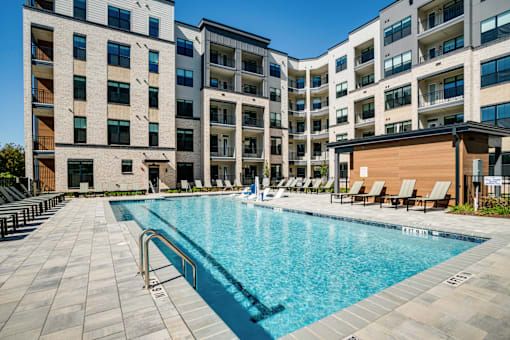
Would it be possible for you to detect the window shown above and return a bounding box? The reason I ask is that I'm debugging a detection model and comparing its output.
[296,121,305,133]
[384,16,411,45]
[481,10,510,44]
[74,0,86,20]
[336,133,347,141]
[73,35,86,60]
[362,102,375,119]
[177,163,194,182]
[108,120,130,145]
[384,51,411,77]
[313,143,322,156]
[243,84,257,95]
[149,123,158,146]
[312,98,322,110]
[444,75,464,99]
[177,69,193,87]
[149,87,158,108]
[108,6,130,30]
[271,164,282,180]
[481,55,510,87]
[385,85,412,110]
[296,99,305,111]
[297,144,305,157]
[443,35,464,54]
[177,99,193,117]
[74,76,86,101]
[210,78,219,88]
[177,38,193,57]
[74,117,86,143]
[482,102,510,128]
[108,42,130,68]
[361,74,375,87]
[177,129,193,151]
[121,160,133,173]
[270,112,281,128]
[68,160,93,189]
[149,51,159,73]
[336,108,348,124]
[444,113,464,125]
[296,78,305,89]
[336,82,347,98]
[271,137,282,155]
[270,88,281,102]
[336,55,347,72]
[297,167,306,178]
[270,63,281,78]
[313,120,322,132]
[312,76,322,88]
[149,17,159,38]
[385,120,411,134]
[107,81,130,105]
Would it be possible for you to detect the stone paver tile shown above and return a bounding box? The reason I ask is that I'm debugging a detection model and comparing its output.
[468,312,510,340]
[435,315,488,340]
[123,306,166,339]
[290,326,321,340]
[41,304,85,335]
[39,325,83,340]
[0,302,19,324]
[83,323,125,340]
[0,328,42,340]
[134,328,171,340]
[84,308,123,333]
[85,293,121,316]
[0,305,50,337]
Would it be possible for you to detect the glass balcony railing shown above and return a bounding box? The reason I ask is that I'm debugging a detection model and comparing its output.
[355,50,374,66]
[210,54,235,68]
[210,147,235,157]
[419,86,464,108]
[242,62,263,74]
[242,117,264,128]
[419,1,464,33]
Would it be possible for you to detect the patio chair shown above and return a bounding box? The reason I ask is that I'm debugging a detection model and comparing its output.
[380,179,416,209]
[264,188,285,200]
[204,179,213,191]
[0,195,38,221]
[330,181,364,204]
[0,187,46,214]
[216,179,225,190]
[180,180,190,192]
[351,181,386,206]
[297,179,312,193]
[195,180,204,191]
[234,178,243,190]
[407,181,451,213]
[19,183,65,201]
[306,179,322,194]
[318,178,335,194]
[4,186,54,211]
[271,178,286,190]
[224,180,234,191]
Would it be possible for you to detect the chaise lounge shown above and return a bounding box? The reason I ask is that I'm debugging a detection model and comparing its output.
[379,179,416,209]
[407,181,451,213]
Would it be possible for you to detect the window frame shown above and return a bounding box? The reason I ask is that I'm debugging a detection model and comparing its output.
[177,128,194,152]
[270,112,282,129]
[73,116,86,144]
[384,16,411,46]
[149,123,159,147]
[108,6,130,31]
[336,55,347,72]
[108,42,130,68]
[149,50,159,73]
[336,82,348,98]
[481,102,510,128]
[177,99,193,118]
[336,108,348,124]
[107,81,130,105]
[67,159,93,189]
[107,119,130,145]
[384,51,412,77]
[149,17,160,38]
[270,63,281,78]
[177,38,193,57]
[73,34,86,61]
[385,120,412,134]
[270,88,281,102]
[149,87,159,109]
[73,0,86,20]
[481,55,510,88]
[385,85,412,110]
[177,68,193,87]
[73,75,86,101]
[271,137,282,155]
[121,160,133,174]
[481,10,510,44]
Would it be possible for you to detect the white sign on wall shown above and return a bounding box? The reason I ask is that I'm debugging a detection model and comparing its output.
[360,167,368,178]
[484,176,503,186]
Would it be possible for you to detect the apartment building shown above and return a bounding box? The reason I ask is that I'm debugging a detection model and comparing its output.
[24,0,510,192]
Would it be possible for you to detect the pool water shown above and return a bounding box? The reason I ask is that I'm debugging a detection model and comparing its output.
[111,196,476,339]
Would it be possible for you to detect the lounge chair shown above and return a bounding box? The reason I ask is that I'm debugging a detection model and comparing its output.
[80,182,90,196]
[351,181,385,206]
[1,187,49,212]
[234,178,243,190]
[204,179,213,191]
[317,178,335,194]
[268,188,285,200]
[180,180,190,192]
[330,181,364,204]
[297,179,312,193]
[9,186,59,207]
[380,179,416,209]
[19,183,64,201]
[407,181,451,213]
[195,180,204,191]
[306,179,322,194]
[224,180,234,191]
[271,178,287,190]
[0,196,38,221]
[216,179,225,190]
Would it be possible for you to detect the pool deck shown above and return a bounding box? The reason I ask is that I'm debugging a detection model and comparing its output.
[0,192,509,340]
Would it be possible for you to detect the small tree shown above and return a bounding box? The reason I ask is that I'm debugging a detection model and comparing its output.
[263,161,270,178]
[319,160,329,178]
[0,143,25,178]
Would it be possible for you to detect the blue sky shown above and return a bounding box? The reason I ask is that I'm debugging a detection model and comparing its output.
[0,0,387,146]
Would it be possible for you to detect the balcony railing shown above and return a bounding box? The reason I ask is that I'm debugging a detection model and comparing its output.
[210,147,235,157]
[210,54,235,68]
[289,152,306,161]
[34,136,54,151]
[288,128,306,135]
[27,0,54,11]
[270,120,282,129]
[355,50,375,66]
[32,88,54,104]
[419,1,464,33]
[289,109,306,117]
[288,80,306,90]
[243,149,263,158]
[419,86,464,108]
[210,83,235,92]
[419,45,464,63]
[210,113,235,125]
[243,117,264,128]
[242,86,263,96]
[311,129,329,138]
[310,77,329,88]
[356,110,375,122]
[311,153,329,161]
[32,45,53,62]
[311,101,329,111]
[242,62,263,75]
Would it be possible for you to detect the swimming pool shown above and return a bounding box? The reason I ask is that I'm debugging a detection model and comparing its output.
[111,196,477,339]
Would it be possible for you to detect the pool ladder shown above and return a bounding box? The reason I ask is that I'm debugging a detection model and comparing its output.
[139,229,197,290]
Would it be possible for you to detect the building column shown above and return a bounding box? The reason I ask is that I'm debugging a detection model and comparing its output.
[334,151,339,194]
[235,48,242,93]
[202,94,211,183]
[305,68,311,178]
[494,146,502,197]
[235,101,243,183]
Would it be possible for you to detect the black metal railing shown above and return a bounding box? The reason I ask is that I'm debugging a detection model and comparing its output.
[420,1,464,32]
[289,152,306,161]
[243,117,264,128]
[210,54,235,68]
[210,83,235,91]
[27,0,54,11]
[288,80,306,89]
[356,110,375,122]
[210,147,235,157]
[311,101,329,111]
[33,136,55,151]
[310,77,329,88]
[32,45,53,62]
[270,120,282,129]
[32,88,54,104]
[418,86,464,108]
[242,62,263,74]
[419,46,464,63]
[243,149,263,158]
[464,175,510,206]
[355,50,374,66]
[210,113,235,125]
[242,86,263,96]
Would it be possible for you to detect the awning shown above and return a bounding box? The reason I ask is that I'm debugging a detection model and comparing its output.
[143,159,169,163]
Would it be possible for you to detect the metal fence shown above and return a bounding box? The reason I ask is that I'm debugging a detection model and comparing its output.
[0,177,16,188]
[464,175,510,206]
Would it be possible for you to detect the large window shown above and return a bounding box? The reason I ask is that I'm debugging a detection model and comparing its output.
[336,82,347,98]
[270,63,281,78]
[385,85,411,110]
[362,102,375,119]
[68,160,93,189]
[177,99,193,117]
[108,42,130,68]
[384,16,411,45]
[313,120,322,132]
[313,143,322,156]
[312,98,322,110]
[73,35,86,61]
[177,69,193,87]
[74,117,86,143]
[108,120,130,145]
[336,55,347,72]
[177,129,193,151]
[149,17,159,38]
[481,10,510,44]
[107,81,130,105]
[385,120,411,134]
[271,164,282,181]
[481,55,510,87]
[443,36,464,54]
[482,102,510,128]
[444,75,464,99]
[336,108,348,124]
[74,0,86,20]
[177,163,193,182]
[108,6,130,30]
[384,51,411,77]
[270,88,281,102]
[74,76,86,101]
[149,87,159,108]
[271,137,282,155]
[177,38,193,57]
[297,144,305,157]
[444,113,464,125]
[296,99,305,111]
[149,51,159,73]
[121,160,133,173]
[360,74,375,87]
[270,112,281,128]
[336,133,347,141]
[149,123,158,147]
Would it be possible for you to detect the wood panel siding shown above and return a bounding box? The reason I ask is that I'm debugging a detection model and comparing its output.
[37,158,55,191]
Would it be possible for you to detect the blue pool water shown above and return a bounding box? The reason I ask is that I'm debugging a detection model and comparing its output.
[111,196,476,339]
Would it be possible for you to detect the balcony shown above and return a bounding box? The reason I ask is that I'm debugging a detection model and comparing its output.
[310,76,329,94]
[242,149,263,159]
[242,62,263,75]
[210,54,235,69]
[419,43,464,64]
[27,0,54,11]
[32,45,53,63]
[242,117,264,129]
[210,147,235,158]
[418,86,464,111]
[289,108,306,118]
[418,1,464,34]
[210,113,235,126]
[310,129,329,139]
[311,152,329,163]
[32,88,54,105]
[356,74,375,89]
[288,80,307,94]
[355,111,375,128]
[242,85,263,97]
[288,129,307,140]
[355,50,375,68]
[33,136,54,151]
[289,152,306,161]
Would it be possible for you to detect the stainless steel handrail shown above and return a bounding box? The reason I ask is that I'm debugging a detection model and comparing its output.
[139,230,197,290]
[139,229,159,273]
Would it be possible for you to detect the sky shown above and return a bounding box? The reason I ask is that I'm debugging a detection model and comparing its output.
[0,0,388,146]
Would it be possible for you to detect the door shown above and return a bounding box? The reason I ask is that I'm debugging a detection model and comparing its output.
[210,135,218,154]
[223,136,228,156]
[428,48,436,60]
[428,12,435,29]
[149,167,159,193]
[211,165,218,180]
[428,83,436,105]
[223,166,228,180]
